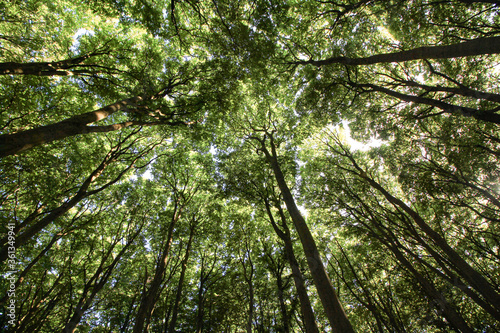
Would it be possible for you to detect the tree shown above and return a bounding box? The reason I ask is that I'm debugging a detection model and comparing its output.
[250,131,355,333]
[2,0,500,332]
[290,36,500,66]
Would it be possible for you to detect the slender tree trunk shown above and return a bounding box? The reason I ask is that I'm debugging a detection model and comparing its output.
[0,142,141,262]
[456,0,500,4]
[0,52,109,76]
[332,242,387,332]
[385,238,474,333]
[293,36,500,67]
[354,82,500,124]
[196,275,205,333]
[345,198,472,331]
[167,222,196,333]
[120,293,138,333]
[63,229,139,333]
[361,171,500,311]
[389,78,500,103]
[275,269,290,333]
[241,242,254,333]
[247,279,254,333]
[0,231,65,304]
[0,95,144,157]
[337,144,500,314]
[133,202,182,333]
[255,134,355,333]
[264,199,320,333]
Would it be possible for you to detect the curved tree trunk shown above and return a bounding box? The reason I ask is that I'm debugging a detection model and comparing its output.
[0,95,144,157]
[0,52,110,76]
[263,199,320,333]
[133,202,182,333]
[255,133,355,333]
[293,36,500,67]
[167,221,196,333]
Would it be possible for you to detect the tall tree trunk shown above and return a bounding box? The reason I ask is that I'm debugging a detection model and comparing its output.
[293,36,500,67]
[247,279,254,333]
[0,95,144,157]
[62,235,135,333]
[353,82,500,124]
[385,237,474,333]
[0,139,145,262]
[196,273,205,333]
[133,202,182,333]
[385,78,500,103]
[0,231,66,305]
[337,142,500,314]
[263,198,320,333]
[361,171,500,312]
[331,243,387,332]
[167,221,196,333]
[0,52,110,76]
[254,133,355,333]
[275,267,290,333]
[241,240,254,333]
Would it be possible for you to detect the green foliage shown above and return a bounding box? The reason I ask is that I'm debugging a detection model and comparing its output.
[1,0,500,332]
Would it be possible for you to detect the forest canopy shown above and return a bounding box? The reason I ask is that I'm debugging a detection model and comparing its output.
[1,0,500,332]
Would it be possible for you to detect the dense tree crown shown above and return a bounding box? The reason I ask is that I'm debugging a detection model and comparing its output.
[1,0,499,332]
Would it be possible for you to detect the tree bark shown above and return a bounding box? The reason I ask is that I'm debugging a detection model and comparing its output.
[0,140,144,262]
[0,52,110,76]
[0,95,144,157]
[263,198,320,333]
[293,36,500,67]
[133,201,182,333]
[255,133,355,333]
[336,142,500,314]
[167,221,196,333]
[354,82,500,124]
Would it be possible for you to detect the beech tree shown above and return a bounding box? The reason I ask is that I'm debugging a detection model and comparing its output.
[1,0,500,332]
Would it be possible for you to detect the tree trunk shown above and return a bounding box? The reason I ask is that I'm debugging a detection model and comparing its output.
[362,172,500,312]
[247,279,254,333]
[133,202,182,333]
[337,145,500,315]
[294,36,500,67]
[196,275,205,333]
[354,83,500,124]
[167,222,196,333]
[264,199,320,333]
[275,265,290,333]
[0,52,109,76]
[387,78,500,104]
[256,134,355,333]
[0,95,144,157]
[63,228,139,333]
[0,141,141,262]
[385,238,474,333]
[241,241,254,333]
